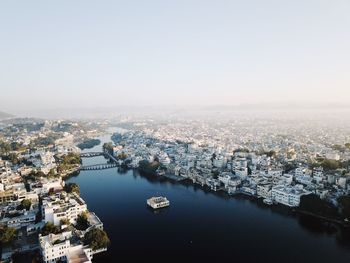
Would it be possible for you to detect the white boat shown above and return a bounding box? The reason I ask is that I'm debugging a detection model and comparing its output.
[147,196,170,209]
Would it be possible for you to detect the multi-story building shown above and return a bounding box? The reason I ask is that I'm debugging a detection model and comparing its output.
[39,231,94,263]
[39,231,72,263]
[2,211,36,229]
[257,184,272,199]
[271,185,311,207]
[42,193,87,226]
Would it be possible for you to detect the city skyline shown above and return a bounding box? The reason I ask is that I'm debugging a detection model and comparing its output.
[1,0,350,113]
[1,2,350,263]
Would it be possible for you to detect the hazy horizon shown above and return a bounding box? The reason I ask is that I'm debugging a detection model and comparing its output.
[1,0,350,113]
[2,103,350,120]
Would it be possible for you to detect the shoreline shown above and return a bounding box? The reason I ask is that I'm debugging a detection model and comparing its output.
[81,133,350,233]
[121,166,350,229]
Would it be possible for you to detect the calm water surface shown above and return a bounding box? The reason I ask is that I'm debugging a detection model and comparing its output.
[66,132,350,263]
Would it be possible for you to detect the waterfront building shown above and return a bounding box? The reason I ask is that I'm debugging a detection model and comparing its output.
[257,184,272,199]
[271,185,311,207]
[39,231,94,263]
[42,192,87,226]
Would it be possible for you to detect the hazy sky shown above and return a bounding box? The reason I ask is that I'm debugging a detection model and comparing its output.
[1,0,350,113]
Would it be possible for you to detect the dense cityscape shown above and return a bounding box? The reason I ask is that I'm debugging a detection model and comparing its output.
[0,118,110,262]
[0,111,350,262]
[2,1,350,262]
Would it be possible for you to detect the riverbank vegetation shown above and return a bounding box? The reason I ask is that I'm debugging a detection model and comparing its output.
[0,226,17,244]
[75,212,89,231]
[77,139,101,150]
[299,194,350,224]
[138,160,160,175]
[299,194,339,218]
[83,228,110,251]
[338,196,350,220]
[103,142,114,155]
[57,153,81,173]
[64,183,80,194]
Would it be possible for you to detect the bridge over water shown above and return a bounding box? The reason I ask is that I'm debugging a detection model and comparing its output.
[80,163,117,170]
[80,152,104,158]
[80,151,119,170]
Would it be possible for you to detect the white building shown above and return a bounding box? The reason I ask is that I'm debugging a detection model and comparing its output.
[213,157,227,168]
[295,175,313,186]
[295,167,311,177]
[257,184,272,199]
[313,167,323,177]
[42,193,87,226]
[337,177,347,188]
[158,152,171,166]
[281,173,293,184]
[241,186,256,196]
[1,211,36,229]
[40,231,72,263]
[313,167,324,183]
[39,231,93,263]
[271,185,311,207]
[268,168,283,177]
[235,167,248,179]
[31,178,63,195]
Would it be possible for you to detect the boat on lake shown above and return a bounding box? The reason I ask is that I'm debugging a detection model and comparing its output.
[147,196,170,209]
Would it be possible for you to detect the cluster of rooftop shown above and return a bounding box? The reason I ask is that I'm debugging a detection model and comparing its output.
[109,117,350,209]
[0,119,108,262]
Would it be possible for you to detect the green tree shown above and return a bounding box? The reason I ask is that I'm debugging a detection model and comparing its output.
[57,153,81,172]
[41,222,60,236]
[338,195,350,220]
[61,152,81,165]
[64,183,80,194]
[28,170,46,179]
[138,160,160,174]
[265,150,276,158]
[8,152,19,165]
[322,159,342,170]
[117,152,128,160]
[77,139,101,150]
[332,144,345,152]
[299,194,339,218]
[76,211,89,230]
[212,170,219,179]
[18,199,32,211]
[0,226,17,244]
[57,163,68,173]
[83,228,110,251]
[48,168,56,177]
[103,142,114,155]
[60,218,70,226]
[0,140,11,155]
[32,135,57,146]
[35,210,42,223]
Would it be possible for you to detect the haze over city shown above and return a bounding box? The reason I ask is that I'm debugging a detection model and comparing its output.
[1,2,350,263]
[1,0,350,116]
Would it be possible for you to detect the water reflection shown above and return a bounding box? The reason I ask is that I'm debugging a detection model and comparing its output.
[66,131,350,263]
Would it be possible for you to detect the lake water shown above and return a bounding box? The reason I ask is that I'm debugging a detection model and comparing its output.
[66,132,350,263]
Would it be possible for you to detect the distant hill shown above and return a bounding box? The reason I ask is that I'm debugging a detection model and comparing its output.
[0,111,14,119]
